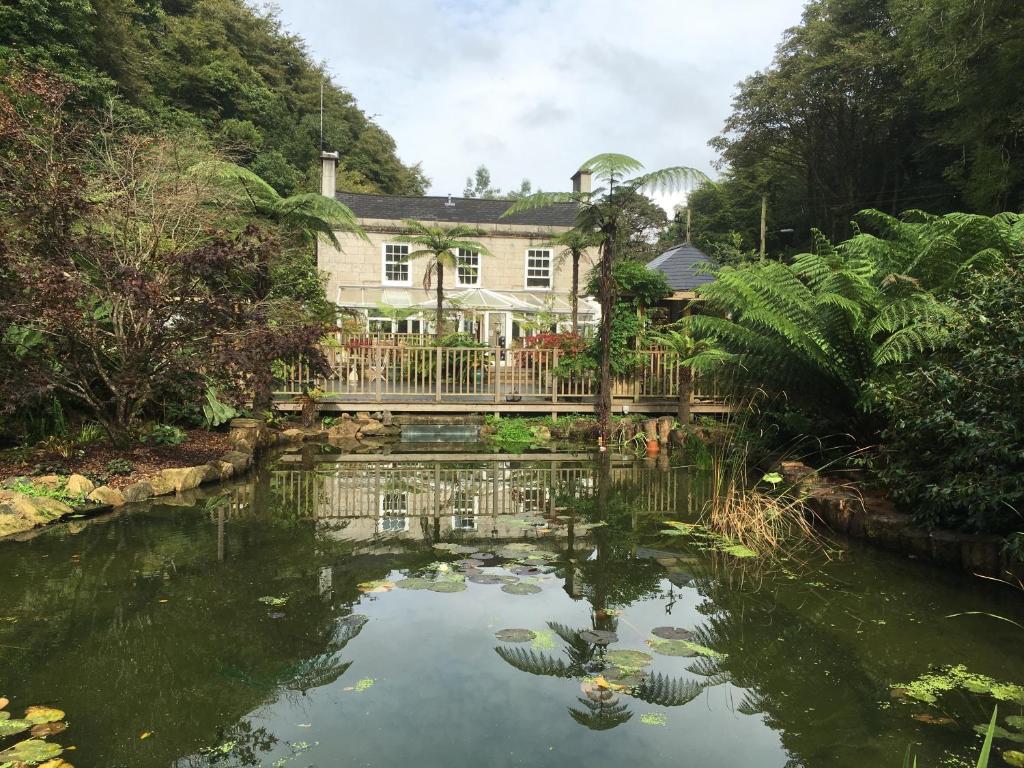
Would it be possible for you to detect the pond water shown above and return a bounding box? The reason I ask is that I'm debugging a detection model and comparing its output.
[2,446,1023,768]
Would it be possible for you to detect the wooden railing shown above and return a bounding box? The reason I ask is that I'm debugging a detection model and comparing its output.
[276,344,724,406]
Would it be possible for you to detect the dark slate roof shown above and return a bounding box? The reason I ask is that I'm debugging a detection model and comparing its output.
[335,191,578,228]
[647,243,716,291]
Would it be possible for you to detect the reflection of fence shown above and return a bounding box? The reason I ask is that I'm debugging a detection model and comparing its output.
[210,460,709,531]
[276,344,726,411]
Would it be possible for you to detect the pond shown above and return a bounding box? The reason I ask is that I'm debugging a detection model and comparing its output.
[2,446,1023,768]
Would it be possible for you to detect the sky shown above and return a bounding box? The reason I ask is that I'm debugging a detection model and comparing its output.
[274,0,808,211]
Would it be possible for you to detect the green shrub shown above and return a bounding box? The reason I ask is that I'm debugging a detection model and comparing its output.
[871,263,1024,533]
[105,458,134,476]
[141,424,187,446]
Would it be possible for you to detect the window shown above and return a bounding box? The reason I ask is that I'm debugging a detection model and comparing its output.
[378,491,409,533]
[451,490,478,531]
[456,248,480,287]
[525,248,552,289]
[382,244,410,285]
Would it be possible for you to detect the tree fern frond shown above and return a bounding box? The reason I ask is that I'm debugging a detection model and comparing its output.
[632,673,704,707]
[629,166,709,195]
[579,153,645,181]
[501,191,579,217]
[494,646,575,678]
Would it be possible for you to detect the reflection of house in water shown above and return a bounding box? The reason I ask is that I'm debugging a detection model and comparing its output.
[214,457,700,544]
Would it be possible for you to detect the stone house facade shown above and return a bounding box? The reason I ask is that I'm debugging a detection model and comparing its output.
[317,152,600,347]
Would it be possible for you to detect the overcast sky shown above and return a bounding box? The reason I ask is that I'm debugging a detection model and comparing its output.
[274,0,807,209]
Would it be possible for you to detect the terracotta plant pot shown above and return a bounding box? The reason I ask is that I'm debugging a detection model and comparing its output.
[646,438,660,456]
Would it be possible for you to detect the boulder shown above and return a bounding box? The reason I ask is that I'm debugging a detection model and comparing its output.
[205,460,235,482]
[34,474,64,491]
[357,419,385,435]
[159,466,206,493]
[282,428,305,443]
[657,417,673,445]
[65,474,95,496]
[531,425,552,442]
[355,411,372,421]
[219,451,253,474]
[88,485,126,507]
[328,420,361,442]
[147,474,177,496]
[381,411,393,426]
[2,490,72,523]
[122,481,153,503]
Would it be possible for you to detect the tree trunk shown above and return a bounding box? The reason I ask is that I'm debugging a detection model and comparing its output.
[597,238,615,442]
[252,374,273,415]
[435,262,445,339]
[571,251,579,335]
[677,367,692,427]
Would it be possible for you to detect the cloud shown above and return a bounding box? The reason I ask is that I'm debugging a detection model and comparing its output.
[275,0,806,207]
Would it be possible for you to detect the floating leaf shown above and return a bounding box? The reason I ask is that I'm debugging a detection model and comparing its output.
[495,629,536,643]
[140,731,152,739]
[427,581,466,593]
[646,637,724,658]
[24,707,64,725]
[0,719,32,737]
[603,666,649,689]
[651,627,695,641]
[467,574,505,585]
[510,565,544,576]
[354,678,375,692]
[0,697,7,710]
[579,630,618,646]
[30,722,67,738]
[762,472,783,485]
[454,559,483,569]
[973,724,1024,743]
[530,630,557,650]
[257,596,287,607]
[0,739,63,763]
[720,543,757,559]
[1008,716,1024,730]
[605,650,654,669]
[640,713,667,726]
[501,583,541,595]
[1003,750,1024,767]
[38,759,74,768]
[357,581,395,594]
[579,680,620,704]
[502,543,537,552]
[470,552,495,561]
[395,578,433,590]
[589,675,626,692]
[911,713,956,726]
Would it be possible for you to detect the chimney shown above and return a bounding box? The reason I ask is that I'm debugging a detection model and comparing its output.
[571,167,592,194]
[320,150,339,198]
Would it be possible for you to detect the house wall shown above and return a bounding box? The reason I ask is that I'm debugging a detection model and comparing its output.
[318,219,599,312]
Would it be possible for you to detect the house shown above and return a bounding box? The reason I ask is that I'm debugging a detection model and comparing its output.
[317,152,600,348]
[646,241,715,319]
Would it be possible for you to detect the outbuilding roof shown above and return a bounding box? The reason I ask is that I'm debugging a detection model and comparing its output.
[335,191,579,228]
[647,242,716,292]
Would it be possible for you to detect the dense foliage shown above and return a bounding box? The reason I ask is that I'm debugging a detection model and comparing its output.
[0,71,329,445]
[0,0,427,196]
[870,265,1024,533]
[686,209,1024,532]
[687,0,1024,254]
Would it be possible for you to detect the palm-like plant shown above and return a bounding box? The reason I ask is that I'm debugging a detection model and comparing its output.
[395,220,491,338]
[503,154,708,439]
[684,210,1021,437]
[547,229,601,334]
[190,160,368,249]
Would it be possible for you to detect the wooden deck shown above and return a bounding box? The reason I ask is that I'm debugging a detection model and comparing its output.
[273,343,731,416]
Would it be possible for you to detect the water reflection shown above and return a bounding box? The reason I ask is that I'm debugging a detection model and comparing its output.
[1,448,1023,768]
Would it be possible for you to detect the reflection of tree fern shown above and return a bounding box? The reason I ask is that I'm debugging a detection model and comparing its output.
[286,656,352,694]
[333,614,368,647]
[546,621,582,645]
[568,697,633,731]
[736,690,766,716]
[687,655,732,686]
[632,673,704,707]
[494,646,575,678]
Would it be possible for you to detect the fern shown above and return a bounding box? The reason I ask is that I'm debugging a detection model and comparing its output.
[494,646,576,679]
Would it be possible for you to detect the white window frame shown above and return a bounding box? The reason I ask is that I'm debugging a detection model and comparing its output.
[455,248,481,288]
[524,248,553,291]
[451,491,479,531]
[381,243,412,286]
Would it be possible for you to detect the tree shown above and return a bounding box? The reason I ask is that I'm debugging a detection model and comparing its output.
[394,221,491,339]
[504,154,706,440]
[463,165,500,199]
[547,229,599,334]
[683,210,1021,441]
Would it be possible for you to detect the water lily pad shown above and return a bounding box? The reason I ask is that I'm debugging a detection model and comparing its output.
[603,665,649,689]
[257,596,287,607]
[455,559,484,569]
[357,580,395,594]
[470,552,495,560]
[580,680,620,704]
[495,629,536,643]
[354,678,375,692]
[502,543,537,552]
[0,718,32,737]
[1008,716,1024,730]
[646,637,724,658]
[0,739,63,764]
[501,582,541,595]
[395,578,434,590]
[0,711,9,720]
[30,721,67,737]
[1003,750,1024,767]
[651,627,695,641]
[467,574,506,585]
[579,630,618,646]
[24,706,65,725]
[605,650,654,669]
[640,713,667,726]
[496,575,520,584]
[428,581,467,593]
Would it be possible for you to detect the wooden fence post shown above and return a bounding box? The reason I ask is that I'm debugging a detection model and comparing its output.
[435,346,443,403]
[493,346,501,404]
[552,348,559,404]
